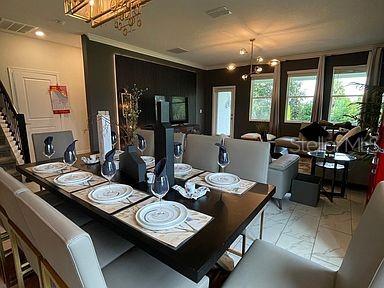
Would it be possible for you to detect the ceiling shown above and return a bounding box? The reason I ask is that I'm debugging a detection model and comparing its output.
[1,0,384,69]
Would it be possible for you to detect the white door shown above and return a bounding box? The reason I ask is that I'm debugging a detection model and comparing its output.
[212,86,236,137]
[8,68,63,162]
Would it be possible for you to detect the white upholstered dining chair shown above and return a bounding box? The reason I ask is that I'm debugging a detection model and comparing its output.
[222,181,384,288]
[16,188,210,288]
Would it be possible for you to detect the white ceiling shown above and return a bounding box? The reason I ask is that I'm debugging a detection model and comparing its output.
[1,0,384,69]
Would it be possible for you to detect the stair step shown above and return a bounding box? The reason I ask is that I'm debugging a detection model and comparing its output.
[0,144,10,152]
[0,156,15,165]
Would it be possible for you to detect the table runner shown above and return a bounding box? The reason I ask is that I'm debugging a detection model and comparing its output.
[72,184,150,214]
[26,165,79,179]
[114,197,213,249]
[45,173,107,194]
[188,172,256,195]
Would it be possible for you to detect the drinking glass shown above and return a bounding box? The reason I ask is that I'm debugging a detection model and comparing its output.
[43,142,55,160]
[111,131,117,148]
[218,150,230,171]
[101,160,117,195]
[63,150,77,171]
[151,174,169,214]
[137,138,147,155]
[174,142,183,159]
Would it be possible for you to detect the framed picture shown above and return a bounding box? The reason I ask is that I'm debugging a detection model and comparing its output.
[49,85,70,114]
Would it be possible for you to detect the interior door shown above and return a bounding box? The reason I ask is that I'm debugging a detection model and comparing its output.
[212,86,236,137]
[8,68,62,161]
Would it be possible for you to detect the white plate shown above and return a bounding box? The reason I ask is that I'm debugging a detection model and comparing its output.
[205,173,241,187]
[81,156,100,165]
[54,172,93,186]
[174,163,192,176]
[141,156,155,165]
[135,201,188,231]
[88,184,133,202]
[32,162,67,174]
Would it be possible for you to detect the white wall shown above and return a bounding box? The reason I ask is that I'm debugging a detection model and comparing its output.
[0,31,90,154]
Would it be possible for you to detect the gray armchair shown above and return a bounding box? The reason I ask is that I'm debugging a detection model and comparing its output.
[222,181,384,288]
[32,130,74,162]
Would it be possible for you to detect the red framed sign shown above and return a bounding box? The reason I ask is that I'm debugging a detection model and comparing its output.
[49,85,70,114]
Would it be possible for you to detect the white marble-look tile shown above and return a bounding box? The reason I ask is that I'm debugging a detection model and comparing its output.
[310,256,340,271]
[322,197,351,215]
[276,234,314,259]
[294,199,324,218]
[320,210,352,235]
[351,201,365,233]
[312,227,351,267]
[281,210,320,242]
[348,189,366,204]
[246,217,287,244]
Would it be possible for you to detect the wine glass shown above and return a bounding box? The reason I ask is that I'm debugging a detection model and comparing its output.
[101,160,117,195]
[151,174,169,214]
[43,142,55,160]
[111,131,117,148]
[63,150,77,172]
[174,142,183,160]
[137,138,147,156]
[218,149,230,171]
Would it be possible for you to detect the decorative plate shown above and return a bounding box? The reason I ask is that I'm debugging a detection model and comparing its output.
[81,156,100,165]
[205,173,241,187]
[135,201,188,231]
[174,163,192,176]
[54,172,93,186]
[32,162,67,174]
[88,184,133,203]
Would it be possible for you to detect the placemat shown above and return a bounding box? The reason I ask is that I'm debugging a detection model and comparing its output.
[46,173,107,194]
[72,184,150,214]
[114,197,213,249]
[26,165,79,179]
[188,172,256,195]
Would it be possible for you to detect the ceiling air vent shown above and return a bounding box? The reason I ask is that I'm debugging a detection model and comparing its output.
[0,17,37,34]
[167,48,189,54]
[206,6,232,18]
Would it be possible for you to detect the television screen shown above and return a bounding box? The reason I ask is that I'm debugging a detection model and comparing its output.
[170,97,188,123]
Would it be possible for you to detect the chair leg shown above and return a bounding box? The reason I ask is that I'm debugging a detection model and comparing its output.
[9,231,25,288]
[275,199,282,210]
[259,211,264,240]
[241,233,246,256]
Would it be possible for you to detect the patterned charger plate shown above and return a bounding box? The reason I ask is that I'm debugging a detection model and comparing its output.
[205,173,241,187]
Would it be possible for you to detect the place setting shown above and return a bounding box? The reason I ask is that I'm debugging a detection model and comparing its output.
[114,158,213,249]
[73,149,149,214]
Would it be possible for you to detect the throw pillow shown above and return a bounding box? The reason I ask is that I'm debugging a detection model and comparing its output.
[299,122,329,141]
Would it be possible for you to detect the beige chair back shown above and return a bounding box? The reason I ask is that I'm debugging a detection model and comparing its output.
[32,131,74,162]
[174,132,185,163]
[135,129,155,156]
[369,259,384,288]
[224,138,270,183]
[17,190,107,288]
[335,181,384,288]
[183,134,222,172]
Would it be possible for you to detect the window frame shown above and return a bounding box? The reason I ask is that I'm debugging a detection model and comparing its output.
[248,73,274,122]
[284,69,318,123]
[328,65,367,123]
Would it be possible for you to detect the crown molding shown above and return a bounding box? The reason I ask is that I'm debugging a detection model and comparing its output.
[86,33,206,70]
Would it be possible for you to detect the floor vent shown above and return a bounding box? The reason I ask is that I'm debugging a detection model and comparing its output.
[167,47,189,54]
[0,17,36,34]
[206,6,232,18]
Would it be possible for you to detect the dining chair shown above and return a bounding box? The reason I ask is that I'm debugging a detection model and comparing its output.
[16,189,210,288]
[222,180,384,288]
[183,134,222,172]
[32,130,75,162]
[174,132,185,163]
[135,129,155,156]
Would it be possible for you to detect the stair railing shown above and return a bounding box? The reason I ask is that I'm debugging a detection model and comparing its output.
[0,80,31,164]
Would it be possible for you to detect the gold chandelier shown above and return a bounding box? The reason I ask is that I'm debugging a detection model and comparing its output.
[64,0,152,36]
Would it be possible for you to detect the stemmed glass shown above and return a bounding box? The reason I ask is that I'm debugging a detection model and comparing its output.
[151,174,169,214]
[111,131,117,148]
[43,142,55,160]
[174,142,183,160]
[63,147,77,172]
[101,160,117,195]
[137,137,147,156]
[218,148,230,172]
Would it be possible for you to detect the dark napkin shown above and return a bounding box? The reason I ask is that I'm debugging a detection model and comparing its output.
[104,148,116,162]
[44,136,53,145]
[154,158,167,177]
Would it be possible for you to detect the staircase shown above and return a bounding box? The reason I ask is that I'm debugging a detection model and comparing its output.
[0,80,30,179]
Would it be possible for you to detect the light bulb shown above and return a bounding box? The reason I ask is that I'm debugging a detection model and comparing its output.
[239,48,247,55]
[89,0,95,6]
[227,63,237,71]
[255,66,263,73]
[35,30,45,37]
[256,56,264,63]
[270,59,280,67]
[242,74,248,80]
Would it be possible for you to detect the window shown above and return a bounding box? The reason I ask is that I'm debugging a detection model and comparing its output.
[329,66,367,124]
[249,75,274,121]
[285,71,317,122]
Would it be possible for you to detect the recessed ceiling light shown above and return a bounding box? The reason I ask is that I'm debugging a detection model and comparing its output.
[239,48,247,55]
[35,30,45,37]
[270,59,280,67]
[227,63,237,71]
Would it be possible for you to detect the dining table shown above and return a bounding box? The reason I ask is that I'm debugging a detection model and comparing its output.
[16,155,275,283]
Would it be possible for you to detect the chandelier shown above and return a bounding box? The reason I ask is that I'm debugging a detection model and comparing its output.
[64,0,152,36]
[227,39,280,80]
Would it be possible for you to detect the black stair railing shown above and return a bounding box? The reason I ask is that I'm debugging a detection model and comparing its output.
[0,80,31,164]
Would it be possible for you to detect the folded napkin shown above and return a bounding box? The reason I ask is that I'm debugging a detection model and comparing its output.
[172,184,209,200]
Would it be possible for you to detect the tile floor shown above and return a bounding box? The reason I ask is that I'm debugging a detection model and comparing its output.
[229,186,366,271]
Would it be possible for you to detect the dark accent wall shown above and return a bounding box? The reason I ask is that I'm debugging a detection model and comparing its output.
[204,65,274,138]
[81,35,204,151]
[115,55,196,126]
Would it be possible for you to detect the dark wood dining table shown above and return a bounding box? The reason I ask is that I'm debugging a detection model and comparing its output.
[17,157,275,283]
